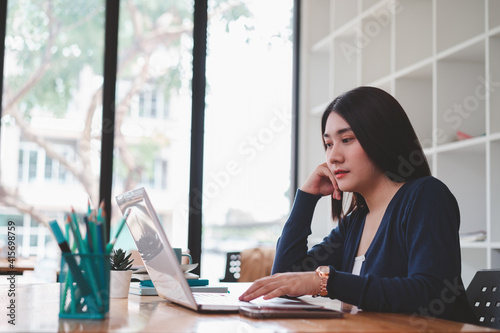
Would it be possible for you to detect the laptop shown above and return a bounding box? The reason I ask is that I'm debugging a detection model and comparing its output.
[115,187,330,313]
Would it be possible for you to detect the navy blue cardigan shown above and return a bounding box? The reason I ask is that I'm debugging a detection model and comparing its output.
[272,176,476,323]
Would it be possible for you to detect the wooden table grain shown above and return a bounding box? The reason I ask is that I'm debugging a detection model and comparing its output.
[0,283,497,332]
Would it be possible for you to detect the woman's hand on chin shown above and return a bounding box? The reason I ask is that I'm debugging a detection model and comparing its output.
[301,163,342,200]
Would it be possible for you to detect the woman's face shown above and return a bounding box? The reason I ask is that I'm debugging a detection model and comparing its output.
[323,112,385,195]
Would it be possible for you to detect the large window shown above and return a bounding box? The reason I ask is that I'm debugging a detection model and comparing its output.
[1,0,106,259]
[203,0,294,280]
[111,0,195,250]
[0,0,295,283]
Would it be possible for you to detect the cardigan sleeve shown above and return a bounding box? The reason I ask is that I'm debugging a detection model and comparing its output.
[271,190,345,274]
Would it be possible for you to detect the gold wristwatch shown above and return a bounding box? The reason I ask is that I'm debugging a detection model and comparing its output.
[315,266,330,297]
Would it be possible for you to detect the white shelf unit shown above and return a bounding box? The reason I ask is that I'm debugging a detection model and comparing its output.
[299,0,500,287]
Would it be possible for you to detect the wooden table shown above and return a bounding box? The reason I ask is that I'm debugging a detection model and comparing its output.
[0,282,496,332]
[0,256,36,274]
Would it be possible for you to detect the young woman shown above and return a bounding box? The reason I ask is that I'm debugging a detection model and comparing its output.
[239,86,476,323]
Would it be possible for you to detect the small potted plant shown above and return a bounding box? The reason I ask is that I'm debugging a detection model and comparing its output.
[109,248,134,298]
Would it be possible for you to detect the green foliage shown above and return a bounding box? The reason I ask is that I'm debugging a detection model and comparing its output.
[6,0,105,118]
[110,248,134,271]
[114,139,162,182]
[211,0,252,30]
[5,0,251,120]
[4,0,252,192]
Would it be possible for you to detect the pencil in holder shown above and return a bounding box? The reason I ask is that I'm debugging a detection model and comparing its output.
[59,253,111,319]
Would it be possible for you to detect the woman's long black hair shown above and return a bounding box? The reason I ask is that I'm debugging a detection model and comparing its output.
[321,86,432,221]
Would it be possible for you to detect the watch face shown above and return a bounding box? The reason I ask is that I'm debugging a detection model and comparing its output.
[318,266,330,275]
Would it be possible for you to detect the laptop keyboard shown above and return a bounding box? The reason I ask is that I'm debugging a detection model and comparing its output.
[193,293,315,307]
[193,292,244,306]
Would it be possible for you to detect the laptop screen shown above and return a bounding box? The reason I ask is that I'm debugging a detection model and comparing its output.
[115,187,198,310]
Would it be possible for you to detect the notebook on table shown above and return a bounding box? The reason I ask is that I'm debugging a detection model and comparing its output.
[115,187,339,314]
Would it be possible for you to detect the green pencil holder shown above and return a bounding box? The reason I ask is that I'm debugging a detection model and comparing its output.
[59,253,111,319]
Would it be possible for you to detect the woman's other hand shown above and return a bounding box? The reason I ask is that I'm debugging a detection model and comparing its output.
[301,163,341,200]
[238,271,321,302]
